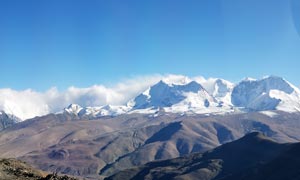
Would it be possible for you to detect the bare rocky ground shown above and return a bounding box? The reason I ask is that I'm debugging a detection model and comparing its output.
[0,158,77,180]
[0,111,300,179]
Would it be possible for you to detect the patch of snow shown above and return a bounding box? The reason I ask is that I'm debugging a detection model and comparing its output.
[260,111,278,118]
[269,90,300,112]
[128,107,158,114]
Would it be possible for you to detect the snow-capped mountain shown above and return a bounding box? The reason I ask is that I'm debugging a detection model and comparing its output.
[0,111,18,130]
[3,75,299,122]
[79,105,129,117]
[64,104,83,115]
[231,76,300,112]
[199,78,234,105]
[129,80,233,114]
[60,75,300,119]
[130,80,214,108]
[63,104,129,118]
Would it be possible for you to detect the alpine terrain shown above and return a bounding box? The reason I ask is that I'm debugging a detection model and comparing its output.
[0,75,300,180]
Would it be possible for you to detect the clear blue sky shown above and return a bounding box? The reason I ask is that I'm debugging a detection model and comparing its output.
[0,0,299,90]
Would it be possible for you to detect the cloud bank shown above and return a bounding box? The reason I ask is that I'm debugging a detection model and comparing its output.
[0,75,168,120]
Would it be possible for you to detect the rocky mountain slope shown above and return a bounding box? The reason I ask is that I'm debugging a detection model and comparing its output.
[0,158,77,180]
[0,111,17,131]
[0,111,300,179]
[106,132,300,180]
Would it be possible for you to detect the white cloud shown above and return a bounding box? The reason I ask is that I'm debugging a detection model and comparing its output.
[0,88,50,120]
[0,75,164,120]
[0,74,237,120]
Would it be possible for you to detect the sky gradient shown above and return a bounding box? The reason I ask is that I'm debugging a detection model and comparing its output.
[0,0,300,90]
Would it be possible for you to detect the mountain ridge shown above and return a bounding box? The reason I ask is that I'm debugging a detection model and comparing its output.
[105,132,298,180]
[60,75,300,120]
[1,75,300,121]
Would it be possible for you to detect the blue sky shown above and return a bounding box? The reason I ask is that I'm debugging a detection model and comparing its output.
[0,0,300,90]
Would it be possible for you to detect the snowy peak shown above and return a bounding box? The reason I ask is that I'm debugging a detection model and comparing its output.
[213,79,234,97]
[64,104,83,115]
[231,76,300,111]
[0,111,18,130]
[199,78,234,105]
[261,76,294,93]
[63,104,129,118]
[131,80,212,109]
[55,75,300,120]
[83,105,129,117]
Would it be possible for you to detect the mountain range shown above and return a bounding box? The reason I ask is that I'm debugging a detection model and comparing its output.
[1,75,300,179]
[57,76,300,120]
[2,132,300,180]
[1,110,300,179]
[1,75,299,122]
[106,132,300,180]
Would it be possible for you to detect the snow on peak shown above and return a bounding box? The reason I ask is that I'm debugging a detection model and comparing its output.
[198,78,234,105]
[231,76,300,111]
[11,75,300,121]
[0,110,20,123]
[97,105,130,116]
[64,104,83,115]
[60,75,300,118]
[63,103,130,118]
[131,80,209,109]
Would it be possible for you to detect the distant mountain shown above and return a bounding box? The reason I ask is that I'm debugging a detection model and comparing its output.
[58,76,300,119]
[105,132,300,180]
[63,104,129,119]
[1,75,299,122]
[198,78,234,105]
[129,80,232,114]
[0,111,18,131]
[232,76,300,112]
[131,80,206,109]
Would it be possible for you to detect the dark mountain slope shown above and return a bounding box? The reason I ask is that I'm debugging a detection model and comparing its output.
[106,132,299,180]
[230,143,300,180]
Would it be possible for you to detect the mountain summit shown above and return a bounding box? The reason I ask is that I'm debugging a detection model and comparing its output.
[130,80,220,110]
[232,76,300,111]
